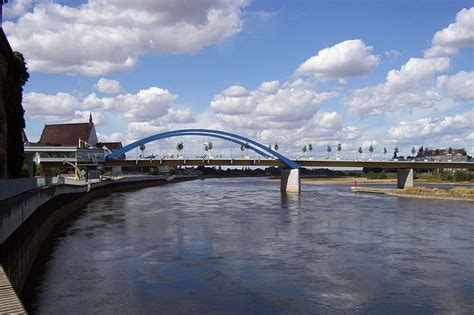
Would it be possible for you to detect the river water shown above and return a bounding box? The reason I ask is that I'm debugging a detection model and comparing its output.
[26,178,474,313]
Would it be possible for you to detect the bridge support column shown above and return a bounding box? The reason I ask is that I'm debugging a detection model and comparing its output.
[281,169,300,193]
[397,169,414,189]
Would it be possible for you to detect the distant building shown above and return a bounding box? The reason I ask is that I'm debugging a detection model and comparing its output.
[96,142,125,159]
[416,148,469,162]
[39,114,98,146]
[96,141,125,175]
[25,115,105,174]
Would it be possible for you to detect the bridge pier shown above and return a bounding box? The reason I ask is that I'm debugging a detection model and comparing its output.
[281,169,300,193]
[397,169,414,189]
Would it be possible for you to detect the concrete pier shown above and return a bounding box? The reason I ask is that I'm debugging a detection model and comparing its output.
[281,169,300,193]
[397,169,414,189]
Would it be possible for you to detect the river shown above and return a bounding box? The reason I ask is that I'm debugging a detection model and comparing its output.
[25,178,474,313]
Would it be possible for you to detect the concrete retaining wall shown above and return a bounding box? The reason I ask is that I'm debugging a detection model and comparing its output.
[0,176,68,201]
[0,176,193,297]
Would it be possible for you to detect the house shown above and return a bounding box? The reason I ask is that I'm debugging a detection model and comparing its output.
[25,115,105,176]
[96,141,125,159]
[39,114,98,146]
[416,148,469,162]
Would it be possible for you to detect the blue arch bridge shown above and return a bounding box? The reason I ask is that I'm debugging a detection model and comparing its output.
[106,129,302,192]
[101,129,474,192]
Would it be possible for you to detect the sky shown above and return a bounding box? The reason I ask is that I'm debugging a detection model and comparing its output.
[1,0,473,159]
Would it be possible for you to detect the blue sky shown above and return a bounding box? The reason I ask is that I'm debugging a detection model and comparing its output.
[2,0,473,158]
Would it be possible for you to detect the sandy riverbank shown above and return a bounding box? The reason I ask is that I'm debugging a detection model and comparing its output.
[301,177,396,185]
[352,186,474,202]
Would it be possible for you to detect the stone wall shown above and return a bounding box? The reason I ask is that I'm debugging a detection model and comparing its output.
[0,29,11,179]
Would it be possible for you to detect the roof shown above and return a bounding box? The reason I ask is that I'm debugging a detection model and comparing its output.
[96,142,122,151]
[39,122,94,146]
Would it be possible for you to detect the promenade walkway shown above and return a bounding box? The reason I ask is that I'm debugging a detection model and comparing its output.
[0,266,26,313]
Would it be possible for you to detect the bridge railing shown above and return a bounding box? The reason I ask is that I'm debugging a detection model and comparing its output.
[0,177,67,201]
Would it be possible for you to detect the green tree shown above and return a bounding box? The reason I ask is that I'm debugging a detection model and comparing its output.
[139,143,146,158]
[369,144,374,159]
[208,141,214,157]
[6,51,29,178]
[176,141,184,157]
[274,143,279,151]
[326,145,332,159]
[383,147,387,160]
[308,143,313,154]
[337,143,342,159]
[302,145,307,155]
[393,146,399,158]
[358,146,363,160]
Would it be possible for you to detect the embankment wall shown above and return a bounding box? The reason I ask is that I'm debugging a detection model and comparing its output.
[0,177,192,295]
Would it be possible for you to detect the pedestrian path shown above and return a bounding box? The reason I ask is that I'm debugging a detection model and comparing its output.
[0,266,26,314]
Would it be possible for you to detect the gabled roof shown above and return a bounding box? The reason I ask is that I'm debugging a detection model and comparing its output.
[96,142,122,151]
[39,122,94,146]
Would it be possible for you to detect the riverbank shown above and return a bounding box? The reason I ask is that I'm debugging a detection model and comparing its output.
[352,186,474,202]
[300,177,474,186]
[302,177,396,185]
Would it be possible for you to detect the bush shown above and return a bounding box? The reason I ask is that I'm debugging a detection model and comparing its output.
[440,170,474,182]
[454,170,474,182]
[440,171,454,181]
[367,171,388,179]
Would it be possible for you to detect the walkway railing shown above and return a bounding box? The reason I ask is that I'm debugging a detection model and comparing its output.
[0,177,65,201]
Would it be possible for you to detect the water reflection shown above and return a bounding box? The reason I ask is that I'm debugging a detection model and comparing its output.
[26,178,474,313]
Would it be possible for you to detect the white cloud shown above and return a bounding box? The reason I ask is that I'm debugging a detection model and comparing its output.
[115,87,177,122]
[2,0,32,18]
[96,132,124,143]
[23,86,192,125]
[3,0,249,75]
[23,92,79,121]
[67,111,105,125]
[388,110,473,141]
[310,112,343,129]
[211,79,338,127]
[161,108,196,124]
[346,8,474,117]
[93,78,124,93]
[436,71,474,101]
[345,57,453,116]
[384,57,450,92]
[424,7,474,58]
[384,49,401,57]
[296,39,379,79]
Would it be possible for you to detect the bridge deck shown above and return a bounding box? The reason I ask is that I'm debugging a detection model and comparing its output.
[38,158,473,169]
[102,159,473,169]
[0,266,26,314]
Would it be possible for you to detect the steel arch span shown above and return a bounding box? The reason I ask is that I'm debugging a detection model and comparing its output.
[105,129,300,169]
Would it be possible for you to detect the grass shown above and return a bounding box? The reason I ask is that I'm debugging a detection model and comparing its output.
[403,187,474,197]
